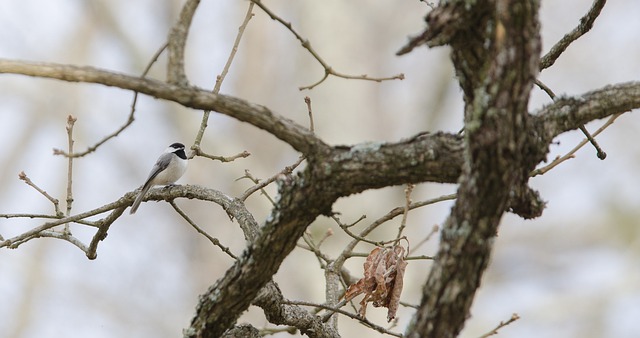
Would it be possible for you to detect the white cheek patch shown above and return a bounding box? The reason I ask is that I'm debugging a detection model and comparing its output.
[164,146,183,154]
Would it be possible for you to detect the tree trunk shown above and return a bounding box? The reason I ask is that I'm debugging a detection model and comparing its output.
[406,1,542,337]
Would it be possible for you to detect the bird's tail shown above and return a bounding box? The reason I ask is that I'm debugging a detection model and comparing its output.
[129,184,152,214]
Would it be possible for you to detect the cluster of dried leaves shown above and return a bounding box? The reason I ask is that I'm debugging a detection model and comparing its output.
[343,245,408,322]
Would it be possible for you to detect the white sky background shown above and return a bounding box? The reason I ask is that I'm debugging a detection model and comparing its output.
[0,1,639,337]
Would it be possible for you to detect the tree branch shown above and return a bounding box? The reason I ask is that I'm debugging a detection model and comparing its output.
[1,58,637,158]
[250,0,404,90]
[0,58,324,155]
[540,0,607,70]
[167,0,200,85]
[406,1,542,337]
[534,82,640,142]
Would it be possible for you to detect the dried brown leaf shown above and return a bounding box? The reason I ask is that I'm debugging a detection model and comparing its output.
[343,245,408,322]
[387,246,407,321]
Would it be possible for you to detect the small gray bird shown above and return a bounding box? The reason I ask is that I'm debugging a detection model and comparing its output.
[130,142,188,214]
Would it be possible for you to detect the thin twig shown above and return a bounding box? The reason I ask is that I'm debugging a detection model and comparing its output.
[1,186,249,258]
[194,150,251,162]
[409,224,439,255]
[578,125,607,159]
[170,200,237,259]
[53,43,168,158]
[20,230,89,254]
[535,79,606,159]
[405,254,434,261]
[534,78,556,99]
[300,232,330,268]
[395,184,414,240]
[240,96,315,201]
[239,157,305,202]
[304,96,315,133]
[0,213,97,227]
[64,115,76,233]
[18,171,62,216]
[399,301,418,309]
[478,313,520,338]
[531,113,621,176]
[0,213,68,219]
[345,251,432,261]
[335,194,456,268]
[192,2,255,157]
[250,0,404,90]
[540,0,607,70]
[0,194,133,250]
[317,228,333,248]
[338,220,389,247]
[237,169,277,205]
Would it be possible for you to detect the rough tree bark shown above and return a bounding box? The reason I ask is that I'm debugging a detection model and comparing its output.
[405,1,543,337]
[1,0,639,337]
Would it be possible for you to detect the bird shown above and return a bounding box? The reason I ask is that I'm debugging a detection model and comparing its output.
[129,142,188,214]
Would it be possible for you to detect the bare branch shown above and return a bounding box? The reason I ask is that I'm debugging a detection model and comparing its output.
[478,313,520,338]
[531,113,621,177]
[304,96,315,133]
[53,43,168,158]
[534,82,640,142]
[253,283,341,338]
[0,59,325,154]
[395,184,414,240]
[192,2,255,155]
[87,206,126,260]
[170,200,238,259]
[18,171,62,216]
[335,193,456,269]
[250,0,404,90]
[192,149,250,162]
[64,115,76,227]
[24,230,89,254]
[239,156,305,202]
[540,0,607,70]
[535,79,607,160]
[409,224,440,255]
[2,59,637,158]
[1,185,237,254]
[167,0,200,85]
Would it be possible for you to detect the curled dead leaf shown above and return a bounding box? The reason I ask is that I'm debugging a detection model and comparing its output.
[343,245,408,322]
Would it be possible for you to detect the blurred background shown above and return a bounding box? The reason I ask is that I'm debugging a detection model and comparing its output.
[0,0,639,337]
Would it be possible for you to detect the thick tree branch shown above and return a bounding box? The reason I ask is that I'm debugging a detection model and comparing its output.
[167,0,200,85]
[406,1,542,337]
[253,283,341,338]
[1,59,637,158]
[0,59,324,155]
[534,82,640,142]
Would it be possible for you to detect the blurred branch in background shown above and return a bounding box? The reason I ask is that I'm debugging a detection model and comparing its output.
[249,0,404,90]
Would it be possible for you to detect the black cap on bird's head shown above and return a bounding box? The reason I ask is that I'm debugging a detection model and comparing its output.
[167,143,187,159]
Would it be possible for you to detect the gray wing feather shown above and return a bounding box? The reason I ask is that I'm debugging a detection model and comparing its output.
[130,153,173,214]
[144,153,172,184]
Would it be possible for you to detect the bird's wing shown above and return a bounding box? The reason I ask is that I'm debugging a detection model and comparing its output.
[142,153,173,187]
[130,153,174,214]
